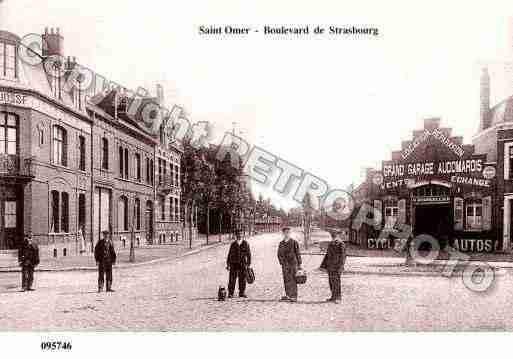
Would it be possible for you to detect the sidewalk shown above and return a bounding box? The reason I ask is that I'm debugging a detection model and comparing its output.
[0,234,234,273]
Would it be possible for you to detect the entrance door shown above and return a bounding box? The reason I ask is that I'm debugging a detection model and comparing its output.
[414,204,452,249]
[0,187,21,250]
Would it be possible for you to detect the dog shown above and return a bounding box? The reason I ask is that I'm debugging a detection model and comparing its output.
[218,286,227,301]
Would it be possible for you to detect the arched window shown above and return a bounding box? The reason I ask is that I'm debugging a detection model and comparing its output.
[53,125,67,166]
[0,113,18,155]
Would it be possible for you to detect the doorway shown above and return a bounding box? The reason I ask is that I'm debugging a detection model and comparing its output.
[414,204,452,249]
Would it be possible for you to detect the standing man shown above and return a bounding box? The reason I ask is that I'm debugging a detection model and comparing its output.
[226,230,251,298]
[94,230,117,292]
[320,230,346,303]
[277,227,302,302]
[18,233,40,291]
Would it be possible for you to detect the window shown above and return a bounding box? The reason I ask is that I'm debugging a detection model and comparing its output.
[150,159,154,185]
[158,158,162,185]
[51,190,60,233]
[509,146,513,180]
[119,146,124,177]
[170,163,175,186]
[0,113,17,155]
[38,128,44,147]
[61,192,69,232]
[170,197,175,222]
[160,196,165,220]
[174,197,179,222]
[101,137,109,170]
[174,165,179,187]
[163,159,167,184]
[124,148,129,179]
[78,193,86,231]
[118,196,129,231]
[146,157,150,183]
[135,153,141,182]
[79,135,86,171]
[53,126,67,165]
[466,198,483,230]
[384,198,398,229]
[135,198,141,230]
[4,201,16,228]
[0,42,17,79]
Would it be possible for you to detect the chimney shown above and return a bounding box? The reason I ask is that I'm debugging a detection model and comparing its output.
[156,84,164,105]
[480,67,491,131]
[42,26,64,57]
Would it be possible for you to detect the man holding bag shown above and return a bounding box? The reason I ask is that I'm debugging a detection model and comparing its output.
[320,230,346,303]
[226,230,251,298]
[277,227,302,302]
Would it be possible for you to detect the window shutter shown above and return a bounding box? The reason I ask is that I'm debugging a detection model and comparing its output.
[398,199,406,224]
[373,199,382,229]
[483,196,492,231]
[454,197,464,230]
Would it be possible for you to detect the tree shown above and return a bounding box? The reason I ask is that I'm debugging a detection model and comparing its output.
[302,192,313,249]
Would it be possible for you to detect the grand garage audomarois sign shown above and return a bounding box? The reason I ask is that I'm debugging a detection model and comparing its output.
[380,157,495,190]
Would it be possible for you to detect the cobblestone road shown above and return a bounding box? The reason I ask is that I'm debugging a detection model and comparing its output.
[1,232,512,331]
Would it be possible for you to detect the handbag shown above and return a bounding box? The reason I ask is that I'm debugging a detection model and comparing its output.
[246,267,255,284]
[295,269,307,284]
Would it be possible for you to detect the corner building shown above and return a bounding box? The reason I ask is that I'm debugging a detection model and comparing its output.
[0,27,183,259]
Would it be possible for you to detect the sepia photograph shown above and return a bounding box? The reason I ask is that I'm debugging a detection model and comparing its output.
[1,0,513,356]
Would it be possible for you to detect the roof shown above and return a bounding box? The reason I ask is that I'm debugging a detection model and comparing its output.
[488,95,513,126]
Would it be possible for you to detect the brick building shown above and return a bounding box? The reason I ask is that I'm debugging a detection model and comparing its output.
[0,27,183,259]
[352,68,513,253]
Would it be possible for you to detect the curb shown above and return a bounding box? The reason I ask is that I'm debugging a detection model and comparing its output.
[341,268,507,278]
[0,240,230,273]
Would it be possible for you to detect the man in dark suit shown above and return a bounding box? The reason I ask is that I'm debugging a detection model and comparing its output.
[320,230,346,303]
[226,230,251,298]
[18,233,39,291]
[277,227,302,302]
[94,230,117,292]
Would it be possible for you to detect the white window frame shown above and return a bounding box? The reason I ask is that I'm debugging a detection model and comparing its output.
[504,142,513,180]
[465,199,483,231]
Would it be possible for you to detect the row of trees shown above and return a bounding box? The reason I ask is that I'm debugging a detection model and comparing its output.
[180,136,289,245]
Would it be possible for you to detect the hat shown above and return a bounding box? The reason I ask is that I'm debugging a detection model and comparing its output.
[102,230,110,235]
[282,226,291,232]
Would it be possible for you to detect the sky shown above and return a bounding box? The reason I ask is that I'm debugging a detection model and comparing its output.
[2,0,513,210]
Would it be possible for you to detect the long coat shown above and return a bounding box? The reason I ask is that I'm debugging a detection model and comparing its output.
[226,240,251,267]
[320,239,346,272]
[94,239,117,265]
[18,241,40,267]
[277,238,302,268]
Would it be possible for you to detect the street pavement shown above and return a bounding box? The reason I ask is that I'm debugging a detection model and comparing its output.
[0,232,512,331]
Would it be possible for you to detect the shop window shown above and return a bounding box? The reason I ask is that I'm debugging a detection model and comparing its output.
[0,42,17,79]
[465,198,483,230]
[101,137,109,170]
[0,113,18,155]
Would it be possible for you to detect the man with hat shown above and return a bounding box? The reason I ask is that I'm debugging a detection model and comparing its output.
[277,226,302,302]
[94,230,117,292]
[18,233,39,291]
[226,229,251,298]
[320,229,347,303]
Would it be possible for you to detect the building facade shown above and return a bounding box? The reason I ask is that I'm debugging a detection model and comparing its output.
[353,68,513,253]
[0,27,183,259]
